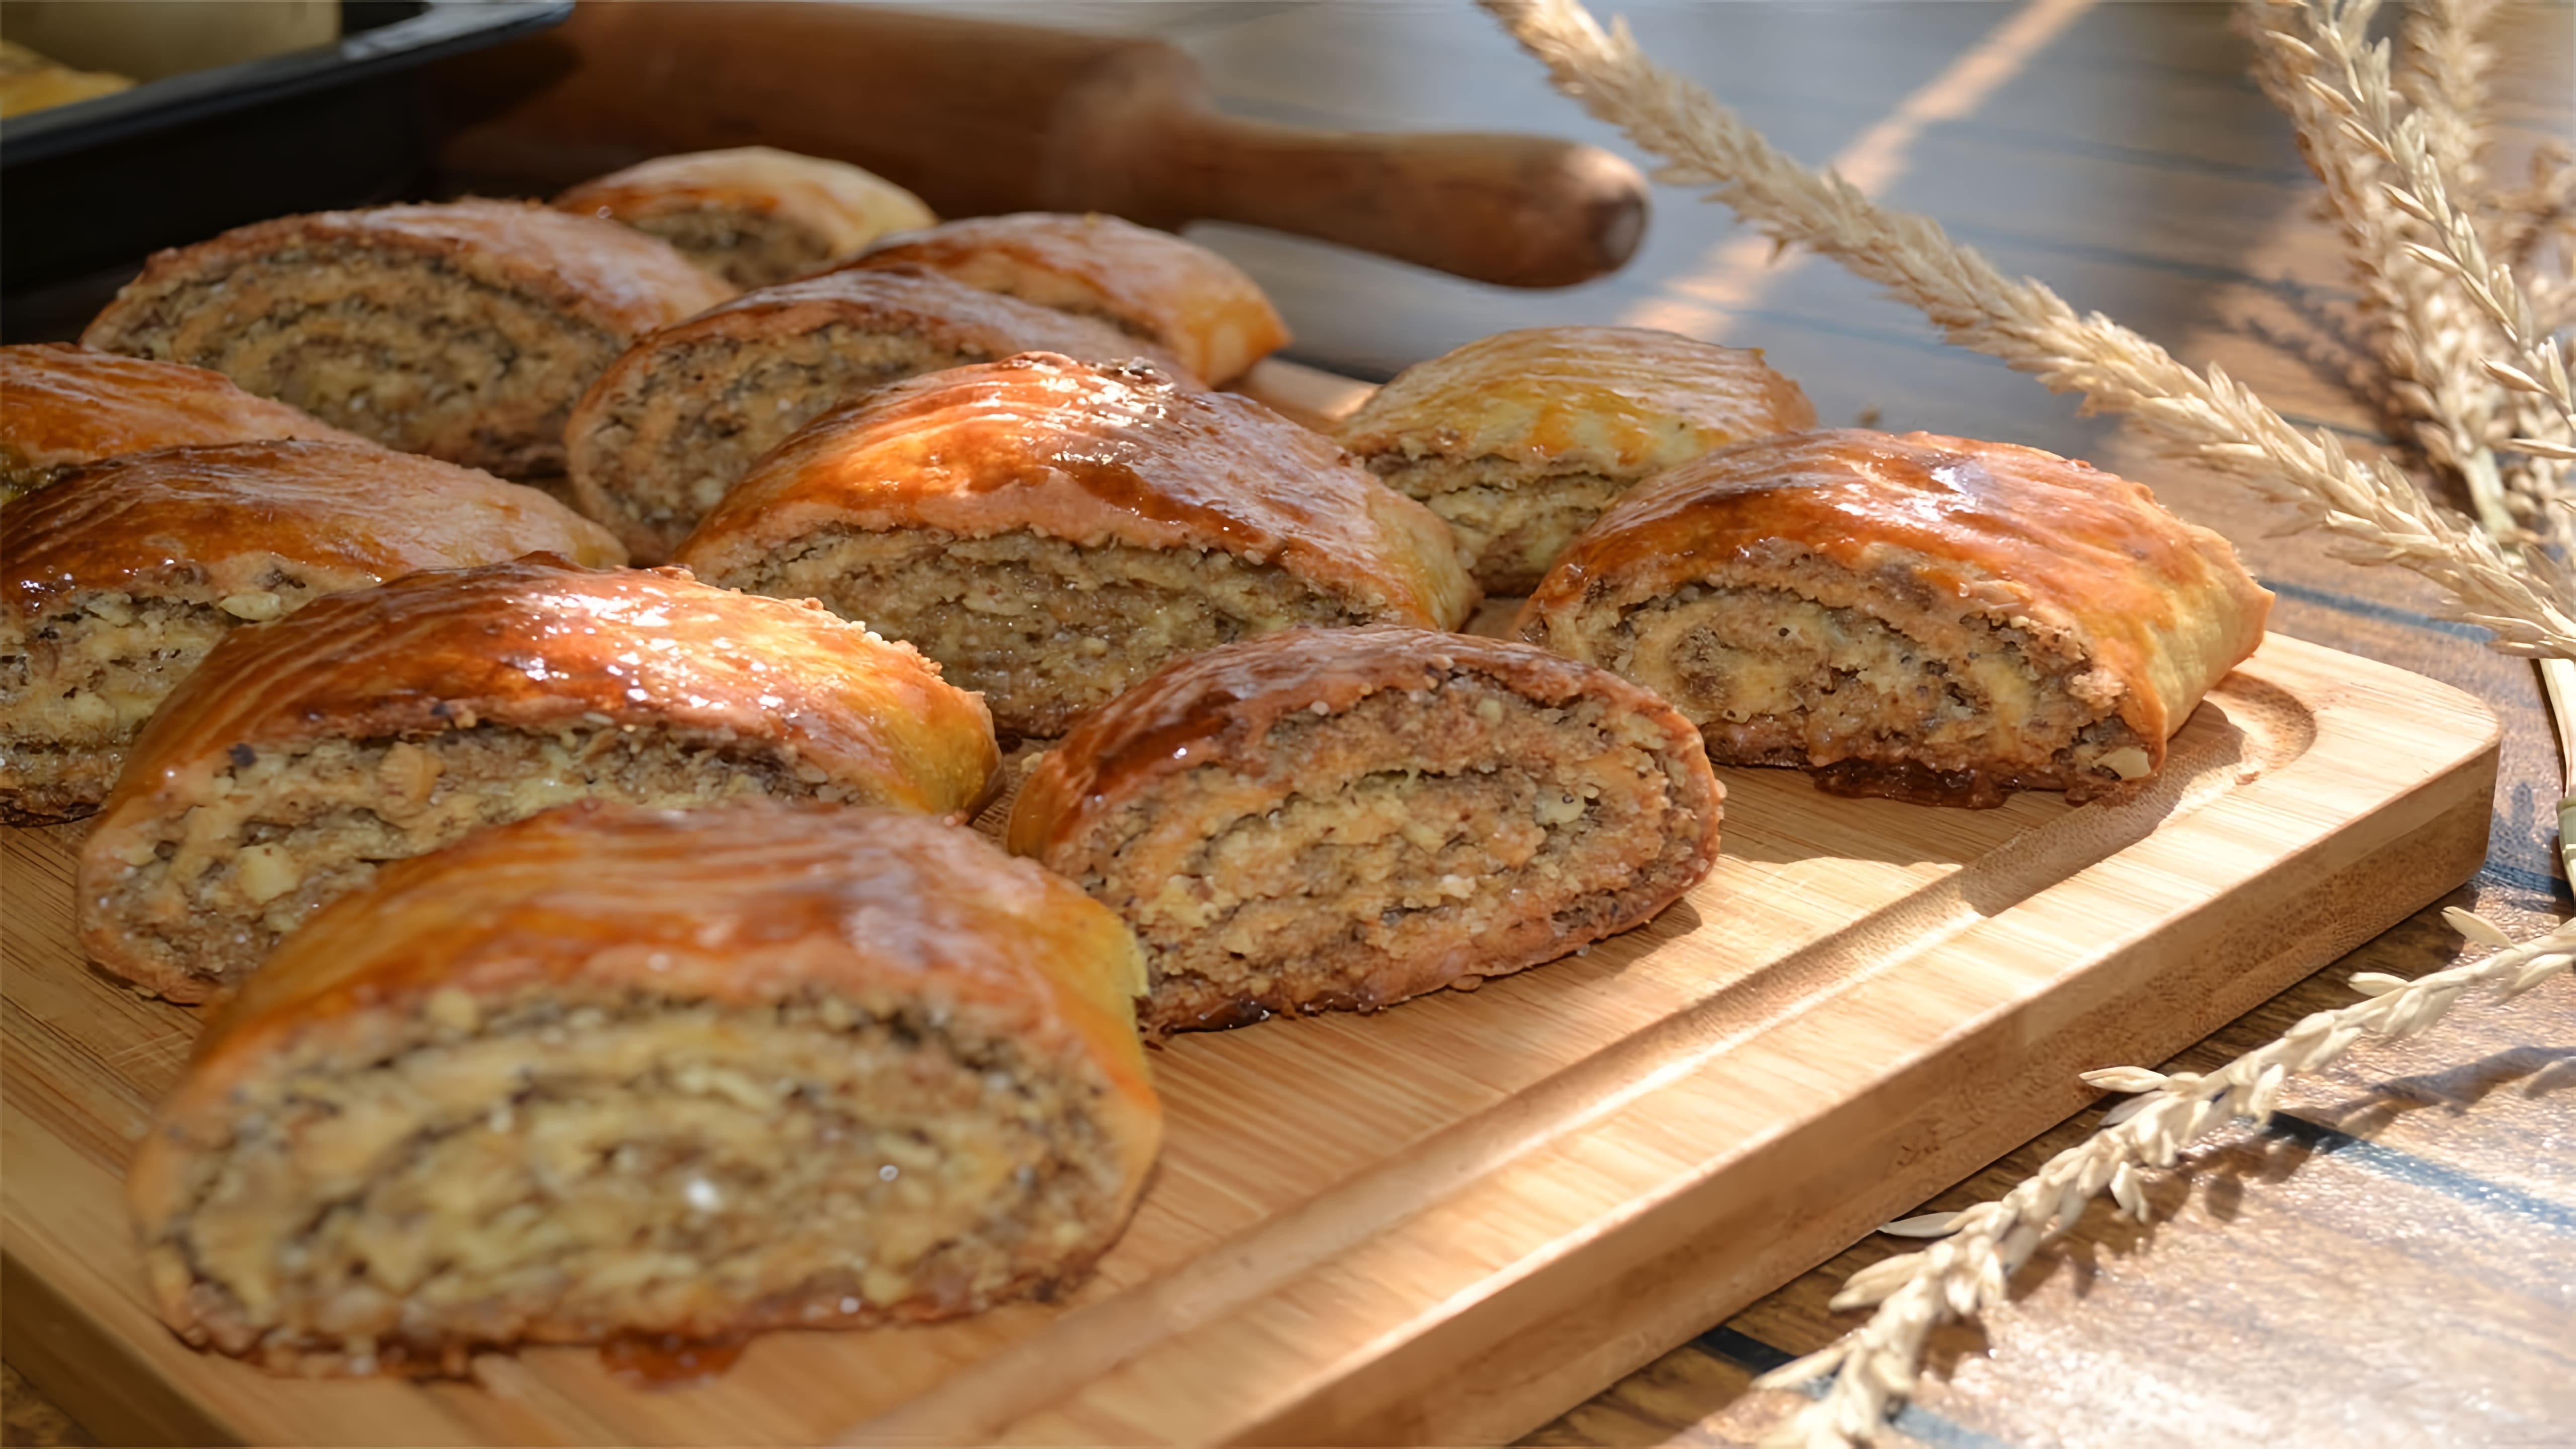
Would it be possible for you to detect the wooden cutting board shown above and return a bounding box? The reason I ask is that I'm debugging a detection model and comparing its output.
[0,365,2500,1445]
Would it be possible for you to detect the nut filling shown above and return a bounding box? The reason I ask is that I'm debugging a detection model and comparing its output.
[1603,581,2153,806]
[147,991,1129,1375]
[627,208,842,289]
[94,727,838,992]
[1072,677,1711,1030]
[571,328,1002,554]
[734,528,1373,737]
[2,590,300,825]
[1367,455,1631,598]
[103,250,623,476]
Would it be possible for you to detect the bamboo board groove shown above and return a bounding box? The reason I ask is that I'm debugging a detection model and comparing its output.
[1,622,2497,1446]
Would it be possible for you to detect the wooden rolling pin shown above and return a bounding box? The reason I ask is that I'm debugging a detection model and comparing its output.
[431,3,1648,289]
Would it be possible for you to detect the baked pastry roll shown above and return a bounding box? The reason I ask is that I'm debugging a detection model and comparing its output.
[127,799,1160,1376]
[554,146,938,288]
[1517,429,2273,807]
[674,353,1479,737]
[0,344,368,503]
[1008,626,1723,1033]
[1335,327,1817,595]
[77,557,1001,1001]
[79,200,738,477]
[564,268,1192,562]
[1,440,624,827]
[836,212,1286,385]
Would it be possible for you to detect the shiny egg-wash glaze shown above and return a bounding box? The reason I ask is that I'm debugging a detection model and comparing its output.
[555,146,938,288]
[1011,626,1723,1033]
[676,353,1479,737]
[1,441,625,826]
[80,200,738,477]
[832,212,1287,385]
[1519,429,2273,806]
[128,801,1161,1377]
[1334,326,1817,594]
[77,558,1002,1001]
[0,344,368,503]
[564,267,1195,562]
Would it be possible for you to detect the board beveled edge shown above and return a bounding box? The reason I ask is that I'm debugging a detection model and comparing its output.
[832,634,2503,1445]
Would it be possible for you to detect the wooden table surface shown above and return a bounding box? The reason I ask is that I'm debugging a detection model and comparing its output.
[6,2,2570,1445]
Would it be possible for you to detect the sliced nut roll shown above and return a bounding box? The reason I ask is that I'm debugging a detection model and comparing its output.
[2,440,625,827]
[0,343,367,503]
[564,268,1193,562]
[77,557,1002,1001]
[128,799,1160,1377]
[81,200,738,477]
[675,353,1479,738]
[1518,429,2273,807]
[1335,327,1817,594]
[555,146,938,288]
[1009,626,1723,1033]
[832,212,1286,385]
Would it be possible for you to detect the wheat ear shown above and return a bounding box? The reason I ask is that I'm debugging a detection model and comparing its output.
[2256,0,2576,880]
[1745,911,2574,1448]
[2251,0,2530,538]
[1478,0,2576,659]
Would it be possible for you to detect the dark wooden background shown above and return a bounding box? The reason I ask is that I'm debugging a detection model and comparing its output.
[7,2,2571,1444]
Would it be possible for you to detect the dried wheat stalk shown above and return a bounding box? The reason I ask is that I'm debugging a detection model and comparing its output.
[2258,0,2576,877]
[1746,910,2575,1448]
[1474,0,2576,1443]
[2277,0,2576,874]
[2376,117,2576,457]
[2493,143,2576,293]
[2384,0,2571,522]
[2251,0,2533,540]
[2396,0,2493,212]
[1479,0,2576,659]
[2292,0,2576,459]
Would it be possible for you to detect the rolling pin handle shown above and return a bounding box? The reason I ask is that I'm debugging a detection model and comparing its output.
[1132,110,1652,289]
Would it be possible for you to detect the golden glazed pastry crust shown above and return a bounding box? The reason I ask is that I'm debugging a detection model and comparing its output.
[1518,429,2273,806]
[564,267,1194,561]
[555,146,938,288]
[77,557,1002,1000]
[1010,626,1723,1033]
[674,353,1479,736]
[1,440,624,826]
[0,344,369,503]
[836,212,1287,385]
[1334,327,1817,595]
[128,800,1160,1376]
[80,200,738,476]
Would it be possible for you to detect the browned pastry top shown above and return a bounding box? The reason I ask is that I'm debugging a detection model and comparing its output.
[554,146,937,254]
[133,799,1159,1235]
[0,344,368,495]
[676,353,1480,629]
[100,556,1002,818]
[1006,624,1713,859]
[1518,428,2274,749]
[1334,326,1818,473]
[837,212,1287,384]
[81,199,738,347]
[3,440,626,618]
[568,267,1196,415]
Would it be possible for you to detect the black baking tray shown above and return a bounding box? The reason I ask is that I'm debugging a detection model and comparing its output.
[0,0,571,342]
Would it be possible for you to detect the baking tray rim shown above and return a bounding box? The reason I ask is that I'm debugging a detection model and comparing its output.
[0,1,571,169]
